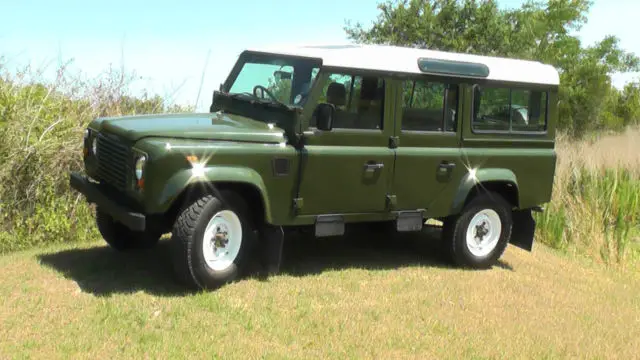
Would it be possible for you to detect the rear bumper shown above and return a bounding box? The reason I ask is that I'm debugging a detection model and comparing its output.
[69,172,146,231]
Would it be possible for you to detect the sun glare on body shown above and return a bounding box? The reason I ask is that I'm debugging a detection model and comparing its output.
[191,161,206,178]
[468,167,478,182]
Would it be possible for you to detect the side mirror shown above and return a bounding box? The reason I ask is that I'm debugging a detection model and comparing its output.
[315,103,335,131]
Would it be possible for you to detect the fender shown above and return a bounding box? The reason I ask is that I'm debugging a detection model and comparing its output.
[153,165,272,222]
[450,168,519,214]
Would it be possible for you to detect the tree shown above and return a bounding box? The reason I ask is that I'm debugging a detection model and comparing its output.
[344,0,640,137]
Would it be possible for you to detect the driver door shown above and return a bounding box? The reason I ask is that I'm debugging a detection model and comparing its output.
[296,72,395,216]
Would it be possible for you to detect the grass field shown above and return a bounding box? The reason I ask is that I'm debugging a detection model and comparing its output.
[0,126,638,359]
[1,229,639,359]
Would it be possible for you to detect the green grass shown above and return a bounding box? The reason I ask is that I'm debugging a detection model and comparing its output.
[1,230,639,359]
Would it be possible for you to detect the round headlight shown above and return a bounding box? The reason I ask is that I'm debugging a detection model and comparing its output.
[91,137,97,155]
[84,129,90,139]
[135,155,146,180]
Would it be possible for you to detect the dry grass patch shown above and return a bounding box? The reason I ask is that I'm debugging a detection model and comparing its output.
[0,233,639,359]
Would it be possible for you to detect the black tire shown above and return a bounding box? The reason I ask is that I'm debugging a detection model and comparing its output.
[442,191,513,269]
[169,190,254,290]
[96,208,162,251]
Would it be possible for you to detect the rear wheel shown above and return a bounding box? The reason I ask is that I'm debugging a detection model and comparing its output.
[96,208,162,251]
[442,191,513,268]
[170,191,255,290]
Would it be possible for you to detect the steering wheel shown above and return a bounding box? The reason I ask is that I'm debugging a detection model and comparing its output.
[253,85,278,101]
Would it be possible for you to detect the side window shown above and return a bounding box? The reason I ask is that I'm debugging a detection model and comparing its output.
[473,87,511,131]
[312,73,385,130]
[473,86,548,132]
[511,89,547,132]
[401,79,458,132]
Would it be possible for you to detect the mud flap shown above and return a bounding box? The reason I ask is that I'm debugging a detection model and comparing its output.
[260,225,284,275]
[510,209,536,252]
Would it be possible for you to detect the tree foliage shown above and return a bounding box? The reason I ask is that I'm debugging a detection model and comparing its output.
[344,0,640,137]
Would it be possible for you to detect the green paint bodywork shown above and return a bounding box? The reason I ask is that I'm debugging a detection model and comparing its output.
[91,112,286,144]
[77,51,559,230]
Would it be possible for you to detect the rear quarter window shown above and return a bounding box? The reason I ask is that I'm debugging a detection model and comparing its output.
[472,85,548,133]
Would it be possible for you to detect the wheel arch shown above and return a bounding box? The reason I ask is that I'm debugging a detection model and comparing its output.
[153,166,271,229]
[464,181,519,209]
[450,168,520,214]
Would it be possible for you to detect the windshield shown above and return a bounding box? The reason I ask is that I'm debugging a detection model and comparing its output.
[225,52,321,108]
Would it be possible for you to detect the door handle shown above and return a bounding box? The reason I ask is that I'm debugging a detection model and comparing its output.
[438,161,456,170]
[364,162,384,172]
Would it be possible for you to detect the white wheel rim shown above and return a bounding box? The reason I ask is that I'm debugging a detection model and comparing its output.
[202,210,243,271]
[465,209,502,257]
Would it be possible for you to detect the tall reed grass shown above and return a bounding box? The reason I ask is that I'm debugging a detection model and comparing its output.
[535,128,640,265]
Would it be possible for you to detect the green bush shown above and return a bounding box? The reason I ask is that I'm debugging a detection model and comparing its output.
[0,62,193,253]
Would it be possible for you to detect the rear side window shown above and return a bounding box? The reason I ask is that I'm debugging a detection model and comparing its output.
[401,79,458,132]
[472,86,548,133]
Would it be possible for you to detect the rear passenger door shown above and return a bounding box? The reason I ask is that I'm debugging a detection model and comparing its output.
[390,76,464,218]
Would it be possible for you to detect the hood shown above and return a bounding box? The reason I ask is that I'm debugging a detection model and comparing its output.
[92,112,286,144]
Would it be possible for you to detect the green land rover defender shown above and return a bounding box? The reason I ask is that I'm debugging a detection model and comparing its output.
[69,44,558,290]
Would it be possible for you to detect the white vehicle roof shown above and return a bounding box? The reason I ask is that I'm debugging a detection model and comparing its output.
[246,44,560,86]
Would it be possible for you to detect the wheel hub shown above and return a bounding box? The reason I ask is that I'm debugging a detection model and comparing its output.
[212,224,229,249]
[465,209,502,257]
[202,210,243,272]
[474,221,490,242]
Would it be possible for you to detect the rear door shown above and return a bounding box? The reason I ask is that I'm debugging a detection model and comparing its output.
[296,71,396,215]
[390,76,465,218]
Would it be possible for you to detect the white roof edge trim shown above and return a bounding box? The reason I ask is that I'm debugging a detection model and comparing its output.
[244,44,560,86]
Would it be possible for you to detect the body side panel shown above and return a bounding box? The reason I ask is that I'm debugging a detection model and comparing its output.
[457,85,558,212]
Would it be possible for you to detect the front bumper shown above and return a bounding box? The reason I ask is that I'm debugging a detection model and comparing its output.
[69,172,146,231]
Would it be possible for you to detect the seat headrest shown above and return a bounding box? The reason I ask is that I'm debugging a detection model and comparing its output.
[326,82,346,106]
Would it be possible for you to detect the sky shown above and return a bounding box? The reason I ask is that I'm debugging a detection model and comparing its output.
[2,0,638,111]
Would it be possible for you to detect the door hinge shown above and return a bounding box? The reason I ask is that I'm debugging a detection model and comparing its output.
[386,194,397,210]
[389,136,399,149]
[293,197,304,212]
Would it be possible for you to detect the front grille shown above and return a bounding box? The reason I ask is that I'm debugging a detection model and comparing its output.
[95,133,131,191]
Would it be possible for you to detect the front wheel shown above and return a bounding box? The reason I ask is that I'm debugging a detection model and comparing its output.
[170,191,254,290]
[442,191,513,269]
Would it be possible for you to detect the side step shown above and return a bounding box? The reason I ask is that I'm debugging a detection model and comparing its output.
[313,210,426,237]
[315,215,345,237]
[395,210,424,232]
